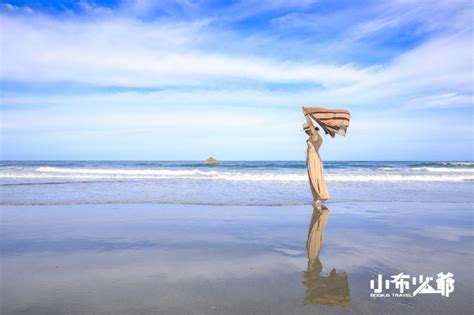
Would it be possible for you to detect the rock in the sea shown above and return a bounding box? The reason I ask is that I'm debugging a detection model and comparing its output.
[204,157,220,165]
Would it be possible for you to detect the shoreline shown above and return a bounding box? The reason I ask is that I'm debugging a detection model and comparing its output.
[2,197,473,207]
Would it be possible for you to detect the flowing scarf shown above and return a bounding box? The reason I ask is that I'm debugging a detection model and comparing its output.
[303,106,351,137]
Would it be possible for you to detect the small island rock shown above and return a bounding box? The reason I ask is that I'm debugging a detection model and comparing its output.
[204,157,220,165]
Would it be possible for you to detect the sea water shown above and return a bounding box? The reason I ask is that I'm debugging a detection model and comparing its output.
[1,161,473,206]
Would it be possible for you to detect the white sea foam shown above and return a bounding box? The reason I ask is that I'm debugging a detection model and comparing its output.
[409,167,474,173]
[326,174,474,182]
[36,167,217,176]
[0,167,472,182]
[376,167,474,173]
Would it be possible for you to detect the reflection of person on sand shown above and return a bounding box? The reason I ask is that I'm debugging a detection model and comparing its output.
[302,205,351,307]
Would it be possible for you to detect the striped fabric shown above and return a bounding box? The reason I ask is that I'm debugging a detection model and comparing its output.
[303,106,351,137]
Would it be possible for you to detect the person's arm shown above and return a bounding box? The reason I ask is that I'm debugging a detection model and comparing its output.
[305,113,318,137]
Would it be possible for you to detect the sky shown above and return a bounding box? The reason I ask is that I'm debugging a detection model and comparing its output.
[0,0,473,161]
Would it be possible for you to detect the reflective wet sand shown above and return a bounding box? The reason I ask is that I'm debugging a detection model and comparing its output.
[1,202,473,314]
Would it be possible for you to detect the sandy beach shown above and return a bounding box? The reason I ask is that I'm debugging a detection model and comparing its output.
[1,200,472,314]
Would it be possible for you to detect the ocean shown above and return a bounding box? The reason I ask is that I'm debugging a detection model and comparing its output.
[1,161,473,206]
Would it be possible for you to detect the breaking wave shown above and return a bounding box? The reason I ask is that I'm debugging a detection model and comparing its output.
[0,166,472,182]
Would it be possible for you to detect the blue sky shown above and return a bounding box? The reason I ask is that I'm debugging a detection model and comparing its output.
[0,0,472,160]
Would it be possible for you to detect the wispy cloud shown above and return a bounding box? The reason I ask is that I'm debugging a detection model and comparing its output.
[348,0,472,38]
[0,2,33,14]
[0,14,373,87]
[0,0,472,160]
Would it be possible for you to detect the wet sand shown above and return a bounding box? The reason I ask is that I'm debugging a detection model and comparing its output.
[1,201,473,314]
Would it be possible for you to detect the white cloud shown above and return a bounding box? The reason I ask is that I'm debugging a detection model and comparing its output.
[1,10,471,110]
[348,0,472,39]
[313,32,473,109]
[0,3,33,14]
[2,86,472,160]
[0,1,472,159]
[0,14,372,88]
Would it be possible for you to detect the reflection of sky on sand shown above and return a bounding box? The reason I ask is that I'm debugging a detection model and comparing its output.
[1,202,473,314]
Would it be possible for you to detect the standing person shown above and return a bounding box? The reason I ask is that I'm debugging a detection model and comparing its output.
[304,114,329,204]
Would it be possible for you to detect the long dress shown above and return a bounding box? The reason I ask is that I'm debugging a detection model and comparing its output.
[306,132,330,202]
